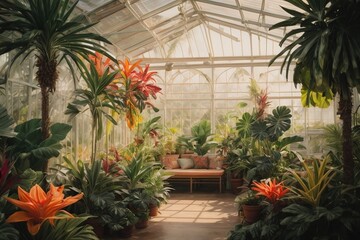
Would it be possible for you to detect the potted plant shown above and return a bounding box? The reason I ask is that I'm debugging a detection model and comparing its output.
[160,126,182,169]
[123,190,150,229]
[48,158,123,238]
[101,201,137,238]
[144,169,172,217]
[235,190,264,224]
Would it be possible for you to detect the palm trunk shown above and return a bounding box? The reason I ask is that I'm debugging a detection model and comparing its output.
[40,87,50,172]
[36,57,58,172]
[339,91,354,185]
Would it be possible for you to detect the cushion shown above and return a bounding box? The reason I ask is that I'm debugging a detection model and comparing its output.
[162,155,180,169]
[208,155,224,169]
[177,158,194,169]
[192,155,209,169]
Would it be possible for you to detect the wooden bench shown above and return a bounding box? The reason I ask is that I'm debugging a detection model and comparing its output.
[165,169,224,193]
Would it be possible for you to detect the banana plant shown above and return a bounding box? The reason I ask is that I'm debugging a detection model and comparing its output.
[5,119,71,171]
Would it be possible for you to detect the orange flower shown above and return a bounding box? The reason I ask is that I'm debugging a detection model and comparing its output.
[252,179,289,204]
[5,184,83,235]
[119,58,142,79]
[89,51,113,76]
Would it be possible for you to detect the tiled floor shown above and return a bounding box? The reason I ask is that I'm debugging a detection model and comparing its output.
[128,193,240,240]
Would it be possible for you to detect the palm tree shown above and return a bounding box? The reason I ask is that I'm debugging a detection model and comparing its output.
[270,0,360,184]
[0,0,115,171]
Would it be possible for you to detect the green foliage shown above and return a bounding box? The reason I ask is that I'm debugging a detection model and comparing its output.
[0,213,18,240]
[280,203,360,240]
[65,63,120,162]
[5,119,71,171]
[287,157,336,207]
[101,202,137,231]
[50,158,122,216]
[120,151,160,191]
[270,0,360,98]
[0,0,115,82]
[228,106,303,181]
[178,120,217,155]
[0,105,15,138]
[17,215,98,240]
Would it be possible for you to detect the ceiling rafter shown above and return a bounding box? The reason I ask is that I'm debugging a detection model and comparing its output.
[195,0,289,20]
[124,1,166,58]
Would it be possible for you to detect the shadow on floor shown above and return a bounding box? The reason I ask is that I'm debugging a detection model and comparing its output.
[125,193,240,240]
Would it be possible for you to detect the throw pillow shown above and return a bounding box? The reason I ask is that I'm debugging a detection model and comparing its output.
[177,158,194,169]
[208,155,224,169]
[193,155,209,169]
[162,155,180,169]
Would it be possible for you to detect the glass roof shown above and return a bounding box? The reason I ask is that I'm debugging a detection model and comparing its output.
[76,0,297,63]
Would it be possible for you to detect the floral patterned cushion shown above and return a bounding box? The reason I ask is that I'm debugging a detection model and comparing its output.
[192,155,209,169]
[162,155,180,169]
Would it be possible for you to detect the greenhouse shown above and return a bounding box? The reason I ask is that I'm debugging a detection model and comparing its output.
[0,0,359,239]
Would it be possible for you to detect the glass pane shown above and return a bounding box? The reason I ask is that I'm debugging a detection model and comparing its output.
[132,0,176,15]
[77,0,113,12]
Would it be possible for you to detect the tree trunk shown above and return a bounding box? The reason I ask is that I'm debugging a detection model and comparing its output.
[339,92,354,185]
[36,57,58,172]
[40,86,50,172]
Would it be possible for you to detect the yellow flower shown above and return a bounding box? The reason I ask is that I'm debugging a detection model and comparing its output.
[5,184,83,235]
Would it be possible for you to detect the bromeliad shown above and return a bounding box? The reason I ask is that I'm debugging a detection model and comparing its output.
[5,184,83,235]
[252,178,289,204]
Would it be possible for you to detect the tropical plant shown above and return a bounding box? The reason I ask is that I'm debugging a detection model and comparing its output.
[101,201,137,232]
[49,158,122,218]
[143,168,172,208]
[4,119,71,171]
[0,213,18,240]
[119,59,161,130]
[287,157,336,207]
[120,151,160,191]
[0,0,115,171]
[65,63,119,162]
[133,116,162,147]
[252,179,289,204]
[161,125,182,154]
[178,120,217,156]
[0,105,15,138]
[231,106,303,181]
[5,184,83,235]
[269,0,360,184]
[235,190,264,208]
[15,215,99,240]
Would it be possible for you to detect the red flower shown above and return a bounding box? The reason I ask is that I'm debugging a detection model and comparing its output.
[252,178,289,204]
[133,64,161,98]
[0,159,19,196]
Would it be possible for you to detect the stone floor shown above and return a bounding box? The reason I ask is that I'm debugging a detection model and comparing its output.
[126,193,240,240]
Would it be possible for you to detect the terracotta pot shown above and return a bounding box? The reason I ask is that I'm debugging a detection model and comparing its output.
[135,219,149,229]
[242,204,263,224]
[230,178,243,194]
[85,217,104,238]
[149,204,159,217]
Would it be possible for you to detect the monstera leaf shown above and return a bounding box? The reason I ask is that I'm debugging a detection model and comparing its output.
[265,106,292,140]
[236,112,255,138]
